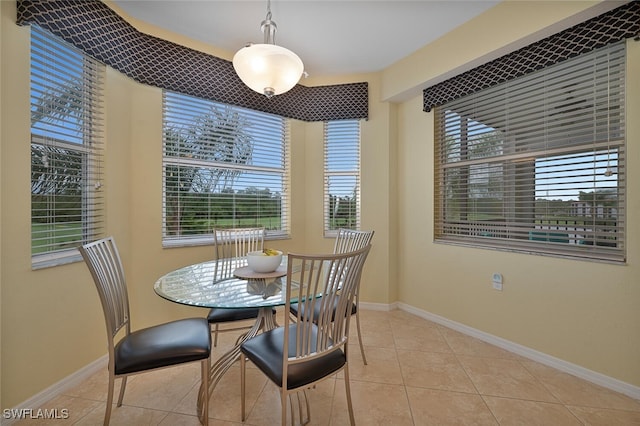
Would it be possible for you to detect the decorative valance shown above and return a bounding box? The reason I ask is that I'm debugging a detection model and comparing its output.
[16,0,368,122]
[423,1,640,112]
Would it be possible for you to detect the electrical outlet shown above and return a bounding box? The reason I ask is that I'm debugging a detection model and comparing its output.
[492,273,503,291]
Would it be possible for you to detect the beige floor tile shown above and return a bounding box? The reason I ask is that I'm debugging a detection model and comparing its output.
[24,309,640,426]
[406,386,498,425]
[521,361,640,411]
[483,396,583,425]
[457,356,559,402]
[244,378,335,426]
[439,327,519,360]
[62,368,130,402]
[398,349,477,393]
[74,403,170,425]
[358,308,395,327]
[333,379,414,425]
[208,364,268,422]
[567,405,640,425]
[346,340,369,365]
[157,349,252,420]
[387,309,424,323]
[172,381,202,418]
[349,313,390,347]
[13,395,100,425]
[157,412,205,425]
[347,346,404,385]
[356,325,396,349]
[115,363,201,412]
[393,322,452,353]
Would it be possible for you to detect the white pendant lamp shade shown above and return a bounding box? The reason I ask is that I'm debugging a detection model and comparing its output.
[233,0,304,98]
[233,43,303,98]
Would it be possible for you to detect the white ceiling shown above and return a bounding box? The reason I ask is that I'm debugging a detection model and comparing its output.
[112,0,500,78]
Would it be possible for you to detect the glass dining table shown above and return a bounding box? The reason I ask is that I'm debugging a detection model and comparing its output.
[154,256,290,424]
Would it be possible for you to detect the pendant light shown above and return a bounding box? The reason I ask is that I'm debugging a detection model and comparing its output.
[232,0,304,98]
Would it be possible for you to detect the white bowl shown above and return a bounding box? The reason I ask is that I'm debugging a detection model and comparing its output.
[246,250,283,273]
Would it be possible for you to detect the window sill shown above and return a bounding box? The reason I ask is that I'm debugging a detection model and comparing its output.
[163,232,291,249]
[32,250,83,270]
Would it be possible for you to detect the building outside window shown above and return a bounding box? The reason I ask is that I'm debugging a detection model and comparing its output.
[30,26,105,269]
[162,91,290,245]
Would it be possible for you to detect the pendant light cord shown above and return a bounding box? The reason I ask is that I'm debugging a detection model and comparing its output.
[261,0,276,45]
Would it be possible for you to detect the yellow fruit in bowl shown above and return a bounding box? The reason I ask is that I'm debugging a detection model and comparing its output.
[247,249,283,272]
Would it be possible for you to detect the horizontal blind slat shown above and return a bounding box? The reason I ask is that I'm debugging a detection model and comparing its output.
[434,42,626,262]
[162,91,289,240]
[30,26,105,263]
[324,120,361,233]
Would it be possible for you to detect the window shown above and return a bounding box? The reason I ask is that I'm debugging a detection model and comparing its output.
[162,91,289,245]
[30,27,105,268]
[434,42,626,262]
[324,120,361,235]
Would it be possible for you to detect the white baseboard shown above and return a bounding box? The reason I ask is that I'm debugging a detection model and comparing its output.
[3,355,107,425]
[395,302,640,401]
[359,301,398,311]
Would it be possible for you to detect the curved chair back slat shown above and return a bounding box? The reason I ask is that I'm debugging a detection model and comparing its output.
[333,229,375,254]
[79,236,130,339]
[209,226,266,347]
[241,244,372,426]
[213,227,265,276]
[214,226,265,259]
[286,244,371,364]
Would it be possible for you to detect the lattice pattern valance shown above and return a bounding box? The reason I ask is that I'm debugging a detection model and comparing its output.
[423,1,640,112]
[16,0,368,122]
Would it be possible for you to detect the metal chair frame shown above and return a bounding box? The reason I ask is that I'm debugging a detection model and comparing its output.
[241,244,372,426]
[290,228,374,364]
[332,229,374,364]
[209,227,265,346]
[80,237,211,425]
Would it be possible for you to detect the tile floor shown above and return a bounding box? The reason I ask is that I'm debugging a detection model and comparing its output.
[16,309,640,425]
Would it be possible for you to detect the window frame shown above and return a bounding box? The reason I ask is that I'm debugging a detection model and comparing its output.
[433,42,626,263]
[162,91,290,247]
[323,120,362,237]
[30,26,105,269]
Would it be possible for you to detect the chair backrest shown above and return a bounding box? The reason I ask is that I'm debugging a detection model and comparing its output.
[333,229,374,294]
[213,227,265,277]
[333,229,375,254]
[284,244,371,381]
[79,237,131,353]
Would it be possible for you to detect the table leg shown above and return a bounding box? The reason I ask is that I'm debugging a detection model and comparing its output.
[196,306,276,424]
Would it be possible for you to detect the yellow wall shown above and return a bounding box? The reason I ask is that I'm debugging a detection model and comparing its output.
[1,0,638,410]
[382,1,624,102]
[392,2,640,389]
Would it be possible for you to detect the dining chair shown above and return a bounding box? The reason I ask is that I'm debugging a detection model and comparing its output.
[207,227,270,347]
[240,244,372,426]
[79,237,211,426]
[289,229,374,364]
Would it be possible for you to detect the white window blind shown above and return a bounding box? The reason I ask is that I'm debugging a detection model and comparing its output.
[30,26,105,268]
[324,120,361,234]
[435,42,626,262]
[163,91,289,244]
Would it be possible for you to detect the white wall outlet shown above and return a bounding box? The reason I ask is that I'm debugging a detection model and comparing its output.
[492,273,503,291]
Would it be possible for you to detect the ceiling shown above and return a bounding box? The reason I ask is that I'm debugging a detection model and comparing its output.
[111,0,500,78]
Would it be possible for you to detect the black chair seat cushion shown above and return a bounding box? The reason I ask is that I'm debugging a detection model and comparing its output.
[114,318,211,375]
[241,324,346,390]
[207,307,275,323]
[290,298,356,322]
